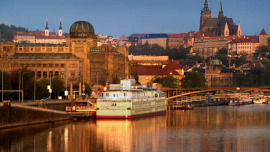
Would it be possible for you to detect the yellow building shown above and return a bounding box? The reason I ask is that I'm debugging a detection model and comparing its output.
[0,21,129,86]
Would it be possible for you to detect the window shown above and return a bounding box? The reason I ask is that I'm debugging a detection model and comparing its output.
[124,93,126,96]
[43,64,47,68]
[106,93,109,97]
[61,64,65,68]
[49,64,53,68]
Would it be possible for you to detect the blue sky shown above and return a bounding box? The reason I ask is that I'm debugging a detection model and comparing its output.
[0,0,269,37]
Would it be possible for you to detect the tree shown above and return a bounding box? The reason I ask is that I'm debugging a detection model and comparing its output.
[257,45,270,57]
[162,75,178,88]
[36,78,49,99]
[215,48,229,66]
[181,72,206,88]
[51,77,65,97]
[0,71,12,100]
[131,71,141,85]
[152,76,178,88]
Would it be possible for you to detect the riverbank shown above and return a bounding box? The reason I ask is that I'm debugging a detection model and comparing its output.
[0,101,71,129]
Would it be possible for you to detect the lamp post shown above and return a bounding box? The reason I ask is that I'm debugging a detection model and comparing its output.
[49,72,52,100]
[18,71,21,102]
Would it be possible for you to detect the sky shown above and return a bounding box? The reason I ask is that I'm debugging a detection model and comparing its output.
[0,0,269,37]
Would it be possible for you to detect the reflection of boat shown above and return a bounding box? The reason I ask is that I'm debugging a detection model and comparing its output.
[96,79,166,119]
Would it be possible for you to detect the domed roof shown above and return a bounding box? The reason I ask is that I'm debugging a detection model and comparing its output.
[69,21,95,38]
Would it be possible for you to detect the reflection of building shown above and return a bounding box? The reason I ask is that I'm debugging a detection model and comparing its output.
[131,61,184,85]
[0,21,129,85]
[13,20,66,44]
[200,0,240,36]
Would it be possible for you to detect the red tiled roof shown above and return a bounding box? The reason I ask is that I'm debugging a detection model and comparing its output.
[131,61,182,76]
[231,36,259,43]
[169,33,187,38]
[259,28,267,35]
[131,66,163,75]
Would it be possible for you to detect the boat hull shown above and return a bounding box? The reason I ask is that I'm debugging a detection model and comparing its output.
[96,98,166,119]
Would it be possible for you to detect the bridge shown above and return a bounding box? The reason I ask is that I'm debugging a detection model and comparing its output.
[161,87,270,101]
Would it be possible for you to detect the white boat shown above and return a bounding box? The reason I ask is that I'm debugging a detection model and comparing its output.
[96,79,166,119]
[253,98,265,104]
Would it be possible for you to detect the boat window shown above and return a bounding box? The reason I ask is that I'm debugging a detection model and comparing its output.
[106,93,109,97]
[124,93,126,96]
[113,94,115,97]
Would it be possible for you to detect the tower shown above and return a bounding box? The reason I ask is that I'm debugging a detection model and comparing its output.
[200,0,212,31]
[58,18,63,36]
[237,23,242,36]
[45,19,49,36]
[259,28,269,46]
[224,23,229,36]
[218,1,224,18]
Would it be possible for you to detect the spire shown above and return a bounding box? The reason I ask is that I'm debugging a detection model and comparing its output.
[59,18,62,30]
[201,0,211,14]
[45,18,49,36]
[259,28,267,35]
[218,1,224,18]
[224,22,229,36]
[237,23,242,36]
[45,18,49,30]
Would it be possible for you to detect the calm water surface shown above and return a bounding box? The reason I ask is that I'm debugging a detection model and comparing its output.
[0,104,270,152]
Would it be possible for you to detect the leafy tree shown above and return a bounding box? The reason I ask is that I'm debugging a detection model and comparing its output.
[0,71,12,100]
[36,79,49,99]
[152,76,178,88]
[215,48,229,66]
[0,24,28,42]
[51,76,65,97]
[162,75,178,88]
[257,45,270,57]
[131,71,141,85]
[181,72,206,88]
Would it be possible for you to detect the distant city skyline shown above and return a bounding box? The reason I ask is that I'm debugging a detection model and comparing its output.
[0,0,269,37]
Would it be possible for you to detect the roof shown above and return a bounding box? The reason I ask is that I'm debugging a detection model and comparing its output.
[131,61,183,76]
[15,31,66,40]
[259,28,268,35]
[8,53,80,60]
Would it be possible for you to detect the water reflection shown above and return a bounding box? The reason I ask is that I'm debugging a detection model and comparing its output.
[0,105,269,152]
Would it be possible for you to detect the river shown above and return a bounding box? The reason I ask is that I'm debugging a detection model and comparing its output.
[0,104,270,152]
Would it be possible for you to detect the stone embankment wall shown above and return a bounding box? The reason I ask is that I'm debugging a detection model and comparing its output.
[0,101,70,129]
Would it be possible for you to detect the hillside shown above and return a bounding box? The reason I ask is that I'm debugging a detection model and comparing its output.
[0,24,28,42]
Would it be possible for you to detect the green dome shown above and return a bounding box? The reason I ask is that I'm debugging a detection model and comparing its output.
[69,21,95,38]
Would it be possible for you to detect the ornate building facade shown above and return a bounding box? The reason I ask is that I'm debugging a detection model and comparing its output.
[0,21,129,86]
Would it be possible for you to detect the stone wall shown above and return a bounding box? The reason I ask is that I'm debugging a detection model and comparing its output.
[0,101,70,129]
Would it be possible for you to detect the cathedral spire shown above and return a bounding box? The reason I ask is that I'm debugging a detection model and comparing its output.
[201,0,211,14]
[45,19,49,30]
[45,18,49,36]
[59,18,62,30]
[218,1,224,18]
[58,18,63,36]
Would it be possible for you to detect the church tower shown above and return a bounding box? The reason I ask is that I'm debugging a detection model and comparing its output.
[45,19,49,36]
[259,28,269,46]
[237,23,242,36]
[58,18,63,36]
[218,1,224,18]
[224,23,229,36]
[200,0,212,31]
